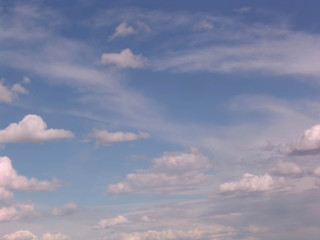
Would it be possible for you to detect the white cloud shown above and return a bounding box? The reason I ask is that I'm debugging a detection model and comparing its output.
[95,215,129,229]
[0,81,28,103]
[23,76,31,84]
[90,129,149,146]
[282,124,320,155]
[101,48,146,69]
[51,202,78,216]
[194,20,214,30]
[107,148,213,195]
[0,115,74,144]
[0,203,36,222]
[219,173,284,194]
[41,233,70,240]
[0,156,61,203]
[109,22,136,40]
[233,7,251,13]
[1,230,38,240]
[271,162,303,178]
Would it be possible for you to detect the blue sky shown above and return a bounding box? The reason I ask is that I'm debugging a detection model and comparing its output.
[1,1,320,240]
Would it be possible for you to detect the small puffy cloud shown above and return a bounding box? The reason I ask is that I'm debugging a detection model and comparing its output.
[233,7,251,13]
[95,215,129,229]
[1,230,38,240]
[101,48,147,69]
[107,148,212,195]
[194,20,214,30]
[0,203,36,222]
[0,81,28,103]
[23,76,31,84]
[0,156,61,203]
[312,167,320,177]
[0,114,74,144]
[51,202,78,216]
[90,129,149,146]
[41,233,70,240]
[219,173,283,194]
[282,124,320,155]
[271,162,303,178]
[109,22,136,40]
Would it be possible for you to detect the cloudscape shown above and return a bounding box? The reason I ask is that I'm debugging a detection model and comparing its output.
[1,1,320,239]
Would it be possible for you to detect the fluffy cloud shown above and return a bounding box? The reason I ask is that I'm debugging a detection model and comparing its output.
[95,215,129,229]
[219,173,283,194]
[271,162,303,178]
[109,22,136,40]
[0,115,74,144]
[1,231,71,240]
[41,233,70,240]
[101,48,146,69]
[282,124,320,155]
[90,129,149,146]
[0,156,61,202]
[0,203,36,222]
[1,230,38,240]
[51,202,78,216]
[0,81,28,103]
[107,148,212,195]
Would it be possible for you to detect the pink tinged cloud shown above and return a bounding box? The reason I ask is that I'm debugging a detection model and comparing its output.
[0,81,28,103]
[0,114,74,144]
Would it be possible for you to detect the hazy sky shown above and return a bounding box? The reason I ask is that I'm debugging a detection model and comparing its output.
[1,1,320,240]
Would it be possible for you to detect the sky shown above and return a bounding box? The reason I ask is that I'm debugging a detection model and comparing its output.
[1,0,320,239]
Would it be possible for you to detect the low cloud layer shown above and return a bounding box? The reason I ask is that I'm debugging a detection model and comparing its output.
[0,115,74,144]
[1,231,71,240]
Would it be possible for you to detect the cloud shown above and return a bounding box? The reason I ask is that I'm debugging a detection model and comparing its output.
[90,129,150,146]
[107,148,213,195]
[41,233,70,240]
[0,156,61,203]
[219,173,284,194]
[51,202,79,216]
[101,48,146,69]
[271,162,304,178]
[0,115,74,144]
[233,7,251,13]
[0,80,28,103]
[0,203,36,222]
[109,22,136,40]
[95,215,129,229]
[1,230,38,240]
[193,20,214,30]
[282,124,320,155]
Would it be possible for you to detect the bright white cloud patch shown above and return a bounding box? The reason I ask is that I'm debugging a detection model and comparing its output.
[101,48,146,69]
[107,148,212,195]
[95,215,129,229]
[51,202,78,216]
[1,230,38,240]
[219,173,282,194]
[0,81,28,103]
[0,156,61,203]
[109,22,136,40]
[41,233,70,240]
[283,124,320,155]
[271,162,303,178]
[0,115,74,144]
[91,129,149,146]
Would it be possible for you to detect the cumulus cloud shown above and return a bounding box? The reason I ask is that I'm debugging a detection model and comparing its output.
[0,156,61,203]
[107,148,212,195]
[94,215,129,229]
[41,233,70,240]
[219,173,284,194]
[51,202,78,216]
[0,81,28,103]
[1,230,38,240]
[109,22,136,40]
[90,129,149,146]
[101,48,146,69]
[0,114,74,144]
[282,124,320,155]
[0,203,36,222]
[271,162,303,178]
